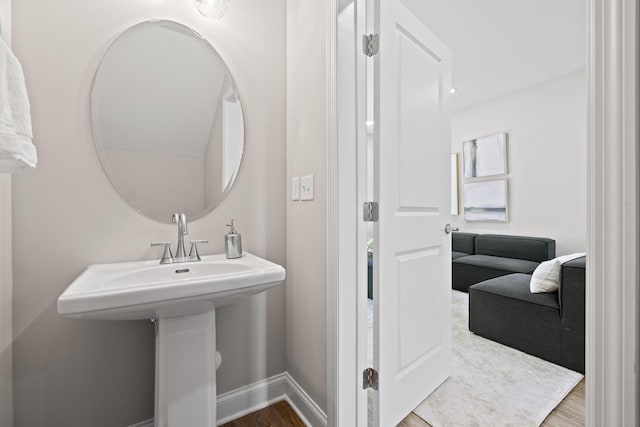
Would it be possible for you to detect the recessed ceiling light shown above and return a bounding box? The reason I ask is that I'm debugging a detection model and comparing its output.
[450,87,457,94]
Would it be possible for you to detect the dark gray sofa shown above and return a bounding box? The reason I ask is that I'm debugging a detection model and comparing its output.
[452,232,477,260]
[452,234,556,292]
[468,257,586,373]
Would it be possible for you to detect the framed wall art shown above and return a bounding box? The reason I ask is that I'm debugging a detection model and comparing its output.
[463,132,507,179]
[463,178,508,222]
[451,153,459,215]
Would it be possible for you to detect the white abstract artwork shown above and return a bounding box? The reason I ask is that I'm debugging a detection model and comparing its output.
[463,133,507,179]
[463,179,508,222]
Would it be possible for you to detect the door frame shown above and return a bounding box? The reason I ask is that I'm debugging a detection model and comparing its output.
[585,0,638,425]
[326,0,639,426]
[0,3,14,427]
[327,0,368,425]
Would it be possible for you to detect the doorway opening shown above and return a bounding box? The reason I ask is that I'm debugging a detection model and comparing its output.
[355,1,588,425]
[330,0,638,424]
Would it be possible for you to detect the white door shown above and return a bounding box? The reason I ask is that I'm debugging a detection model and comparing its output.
[372,0,452,425]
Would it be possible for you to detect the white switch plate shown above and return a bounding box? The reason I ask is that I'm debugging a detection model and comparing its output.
[292,177,300,201]
[300,175,314,201]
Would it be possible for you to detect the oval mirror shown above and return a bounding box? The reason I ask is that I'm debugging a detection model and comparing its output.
[91,20,245,223]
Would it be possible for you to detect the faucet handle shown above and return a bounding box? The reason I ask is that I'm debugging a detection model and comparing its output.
[188,240,209,262]
[151,242,173,264]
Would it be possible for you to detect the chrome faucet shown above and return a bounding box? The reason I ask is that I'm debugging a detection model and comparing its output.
[173,213,188,262]
[150,213,209,264]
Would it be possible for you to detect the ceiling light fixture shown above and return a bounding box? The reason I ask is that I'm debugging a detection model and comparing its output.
[194,0,230,18]
[450,87,457,94]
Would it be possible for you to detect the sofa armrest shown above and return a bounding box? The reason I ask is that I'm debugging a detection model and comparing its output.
[559,256,586,328]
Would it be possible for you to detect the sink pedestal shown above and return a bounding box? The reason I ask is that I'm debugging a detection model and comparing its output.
[155,307,217,427]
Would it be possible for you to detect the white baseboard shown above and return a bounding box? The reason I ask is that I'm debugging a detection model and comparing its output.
[128,372,327,427]
[217,372,327,426]
[216,372,288,424]
[283,373,327,427]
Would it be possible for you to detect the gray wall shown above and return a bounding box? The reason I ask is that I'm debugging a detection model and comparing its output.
[451,70,587,255]
[11,0,286,425]
[286,0,328,413]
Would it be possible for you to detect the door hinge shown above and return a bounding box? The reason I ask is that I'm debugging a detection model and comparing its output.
[363,367,379,390]
[363,201,379,222]
[362,34,379,57]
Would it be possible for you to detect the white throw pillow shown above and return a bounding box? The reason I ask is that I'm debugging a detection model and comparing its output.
[530,259,562,293]
[530,253,586,293]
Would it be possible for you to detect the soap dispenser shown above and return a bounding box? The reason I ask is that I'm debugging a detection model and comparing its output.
[224,219,242,259]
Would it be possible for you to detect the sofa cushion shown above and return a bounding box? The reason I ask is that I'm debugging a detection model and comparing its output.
[475,234,555,262]
[470,273,560,310]
[452,255,540,293]
[454,254,540,274]
[452,251,470,260]
[452,232,477,255]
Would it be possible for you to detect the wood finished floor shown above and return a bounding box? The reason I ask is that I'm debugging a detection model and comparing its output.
[224,379,585,426]
[220,400,305,427]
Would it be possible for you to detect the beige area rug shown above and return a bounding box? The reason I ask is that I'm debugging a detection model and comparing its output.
[411,290,583,427]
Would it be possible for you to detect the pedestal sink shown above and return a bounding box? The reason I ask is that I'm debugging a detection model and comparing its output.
[57,252,285,427]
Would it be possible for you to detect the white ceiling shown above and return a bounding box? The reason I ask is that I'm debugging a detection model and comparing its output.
[352,0,586,110]
[402,0,586,109]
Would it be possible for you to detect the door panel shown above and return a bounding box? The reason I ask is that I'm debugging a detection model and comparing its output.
[397,249,442,370]
[397,28,443,209]
[373,0,452,425]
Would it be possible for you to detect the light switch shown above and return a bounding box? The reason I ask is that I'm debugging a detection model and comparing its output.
[292,177,300,201]
[300,175,314,201]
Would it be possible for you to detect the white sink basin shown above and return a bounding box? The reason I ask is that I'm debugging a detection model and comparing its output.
[58,251,285,426]
[57,252,285,320]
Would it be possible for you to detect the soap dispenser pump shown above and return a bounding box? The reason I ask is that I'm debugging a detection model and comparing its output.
[224,219,242,259]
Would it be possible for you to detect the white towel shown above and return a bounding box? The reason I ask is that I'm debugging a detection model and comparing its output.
[0,36,37,173]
